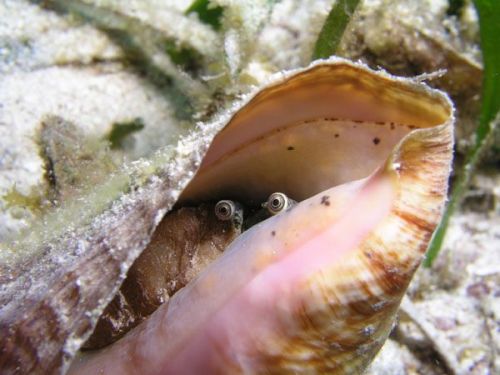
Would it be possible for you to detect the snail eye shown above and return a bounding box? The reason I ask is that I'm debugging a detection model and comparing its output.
[215,200,238,221]
[266,192,294,215]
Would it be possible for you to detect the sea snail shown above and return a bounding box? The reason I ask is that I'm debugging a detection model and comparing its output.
[0,58,453,375]
[84,193,291,350]
[70,59,453,374]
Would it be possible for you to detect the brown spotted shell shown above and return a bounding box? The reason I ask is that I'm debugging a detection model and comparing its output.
[0,58,453,374]
[159,59,454,373]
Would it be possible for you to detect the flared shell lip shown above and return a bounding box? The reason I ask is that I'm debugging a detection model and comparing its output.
[213,56,455,133]
[181,57,455,204]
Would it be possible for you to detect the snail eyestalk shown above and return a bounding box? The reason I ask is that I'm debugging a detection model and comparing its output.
[265,192,296,215]
[215,200,244,227]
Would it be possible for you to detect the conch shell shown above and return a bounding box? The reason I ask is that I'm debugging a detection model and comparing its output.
[0,58,453,374]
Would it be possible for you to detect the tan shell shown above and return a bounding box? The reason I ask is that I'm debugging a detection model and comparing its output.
[169,60,453,373]
[0,58,453,374]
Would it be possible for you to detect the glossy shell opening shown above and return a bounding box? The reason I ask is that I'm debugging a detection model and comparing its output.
[179,62,452,205]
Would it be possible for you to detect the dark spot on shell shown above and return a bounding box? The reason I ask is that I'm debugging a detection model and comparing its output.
[390,123,395,130]
[334,133,339,138]
[320,195,330,206]
[375,121,385,125]
[271,231,276,237]
[373,137,380,145]
[364,251,372,259]
[353,119,363,124]
[324,117,338,122]
[287,146,295,151]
